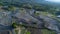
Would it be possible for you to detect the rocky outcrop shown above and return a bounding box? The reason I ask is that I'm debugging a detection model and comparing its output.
[0,6,60,34]
[12,8,60,34]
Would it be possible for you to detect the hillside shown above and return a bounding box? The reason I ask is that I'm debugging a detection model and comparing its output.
[0,0,60,34]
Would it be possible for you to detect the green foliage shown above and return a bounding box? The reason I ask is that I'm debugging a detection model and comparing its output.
[15,30,18,34]
[21,29,26,34]
[23,5,32,9]
[41,29,56,34]
[25,31,30,34]
[34,11,40,16]
[33,5,46,11]
[12,23,17,28]
[0,3,3,6]
[19,4,32,9]
[8,5,15,11]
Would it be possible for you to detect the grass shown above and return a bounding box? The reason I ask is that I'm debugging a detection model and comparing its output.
[41,29,56,34]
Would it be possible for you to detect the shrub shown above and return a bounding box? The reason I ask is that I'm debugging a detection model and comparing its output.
[0,3,3,6]
[25,31,31,34]
[12,23,17,28]
[8,5,15,11]
[23,4,32,9]
[15,30,18,34]
[34,12,40,16]
[41,29,56,34]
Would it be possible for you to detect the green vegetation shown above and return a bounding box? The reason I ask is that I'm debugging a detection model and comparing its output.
[21,29,26,34]
[50,15,60,23]
[39,11,60,23]
[15,30,18,34]
[33,5,47,11]
[8,5,16,11]
[34,11,40,16]
[21,29,30,34]
[19,4,32,9]
[39,12,55,17]
[41,29,56,34]
[12,23,17,28]
[0,3,3,6]
[25,31,31,34]
[23,5,32,9]
[38,11,60,22]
